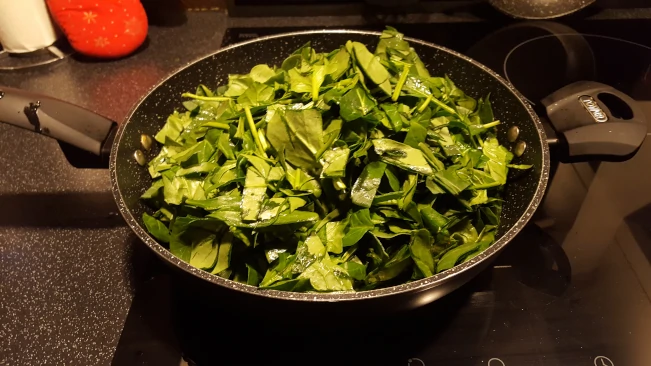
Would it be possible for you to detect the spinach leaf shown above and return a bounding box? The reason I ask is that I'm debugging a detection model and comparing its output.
[185,195,241,211]
[463,229,496,262]
[482,137,514,184]
[292,235,326,274]
[328,47,351,82]
[320,119,343,155]
[237,80,275,107]
[341,261,367,281]
[246,264,262,286]
[217,132,235,160]
[404,122,428,149]
[250,64,277,84]
[351,42,392,96]
[266,109,324,171]
[325,221,346,254]
[176,162,218,177]
[241,168,267,221]
[339,86,377,122]
[162,171,206,205]
[208,208,319,228]
[142,213,171,243]
[342,209,375,247]
[141,180,164,200]
[154,112,188,144]
[190,235,219,270]
[409,229,435,277]
[418,143,445,172]
[376,27,430,78]
[212,232,233,276]
[299,255,354,291]
[285,165,322,197]
[171,140,214,165]
[169,216,218,263]
[433,166,471,195]
[436,242,479,273]
[351,161,387,208]
[476,95,494,124]
[260,253,295,287]
[384,166,401,192]
[367,233,390,270]
[372,139,433,175]
[366,244,412,284]
[320,146,350,178]
[420,207,450,234]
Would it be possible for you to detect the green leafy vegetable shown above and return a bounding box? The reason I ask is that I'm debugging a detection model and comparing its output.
[372,139,433,175]
[366,244,412,284]
[142,213,171,243]
[351,162,386,208]
[299,255,353,291]
[212,232,233,276]
[190,234,219,270]
[139,27,530,293]
[409,229,435,277]
[339,86,377,122]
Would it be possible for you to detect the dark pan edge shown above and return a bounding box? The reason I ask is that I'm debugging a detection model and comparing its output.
[109,29,551,302]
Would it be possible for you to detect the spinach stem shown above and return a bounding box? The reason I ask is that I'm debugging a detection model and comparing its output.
[417,94,433,113]
[244,106,268,158]
[257,130,269,151]
[430,95,457,115]
[201,122,230,129]
[182,93,231,101]
[391,64,411,101]
[482,120,501,129]
[312,72,319,102]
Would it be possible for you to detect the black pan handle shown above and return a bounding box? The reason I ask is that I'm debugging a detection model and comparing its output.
[0,86,117,166]
[541,81,647,163]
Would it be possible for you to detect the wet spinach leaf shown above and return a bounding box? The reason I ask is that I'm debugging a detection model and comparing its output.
[142,213,171,243]
[351,161,387,208]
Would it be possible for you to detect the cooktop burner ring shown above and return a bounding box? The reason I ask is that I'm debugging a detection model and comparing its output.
[503,33,651,104]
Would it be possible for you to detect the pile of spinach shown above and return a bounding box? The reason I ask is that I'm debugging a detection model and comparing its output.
[140,27,529,292]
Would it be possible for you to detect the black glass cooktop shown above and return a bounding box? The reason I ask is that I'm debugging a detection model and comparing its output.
[112,19,651,366]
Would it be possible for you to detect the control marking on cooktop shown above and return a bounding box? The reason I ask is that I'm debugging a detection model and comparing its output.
[594,356,614,366]
[488,358,506,366]
[407,358,425,366]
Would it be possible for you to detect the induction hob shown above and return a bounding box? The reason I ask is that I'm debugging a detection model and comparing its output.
[111,19,651,366]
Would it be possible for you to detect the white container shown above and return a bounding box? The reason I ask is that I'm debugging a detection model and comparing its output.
[0,0,59,53]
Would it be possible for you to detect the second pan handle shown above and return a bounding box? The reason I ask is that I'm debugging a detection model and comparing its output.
[0,86,117,165]
[541,81,647,162]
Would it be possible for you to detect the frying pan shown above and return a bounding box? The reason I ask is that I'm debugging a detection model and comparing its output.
[489,0,596,19]
[0,30,646,312]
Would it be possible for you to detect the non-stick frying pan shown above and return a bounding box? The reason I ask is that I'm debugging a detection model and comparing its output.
[0,30,646,312]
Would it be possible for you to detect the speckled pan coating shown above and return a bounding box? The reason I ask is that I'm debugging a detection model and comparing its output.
[489,0,595,19]
[109,30,550,304]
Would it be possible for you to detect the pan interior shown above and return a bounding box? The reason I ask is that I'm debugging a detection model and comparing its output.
[111,31,547,299]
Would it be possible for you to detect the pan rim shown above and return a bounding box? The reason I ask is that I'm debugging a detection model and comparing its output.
[109,29,550,302]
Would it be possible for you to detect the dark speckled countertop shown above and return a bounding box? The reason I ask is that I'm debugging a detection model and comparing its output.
[2,7,651,366]
[0,12,227,366]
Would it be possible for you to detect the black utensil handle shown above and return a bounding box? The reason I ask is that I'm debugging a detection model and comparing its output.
[541,81,647,163]
[0,86,117,161]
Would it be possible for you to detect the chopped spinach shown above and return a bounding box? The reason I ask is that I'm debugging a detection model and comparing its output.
[140,27,529,292]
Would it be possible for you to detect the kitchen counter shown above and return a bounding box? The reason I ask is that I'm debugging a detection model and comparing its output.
[2,7,651,365]
[0,12,227,366]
